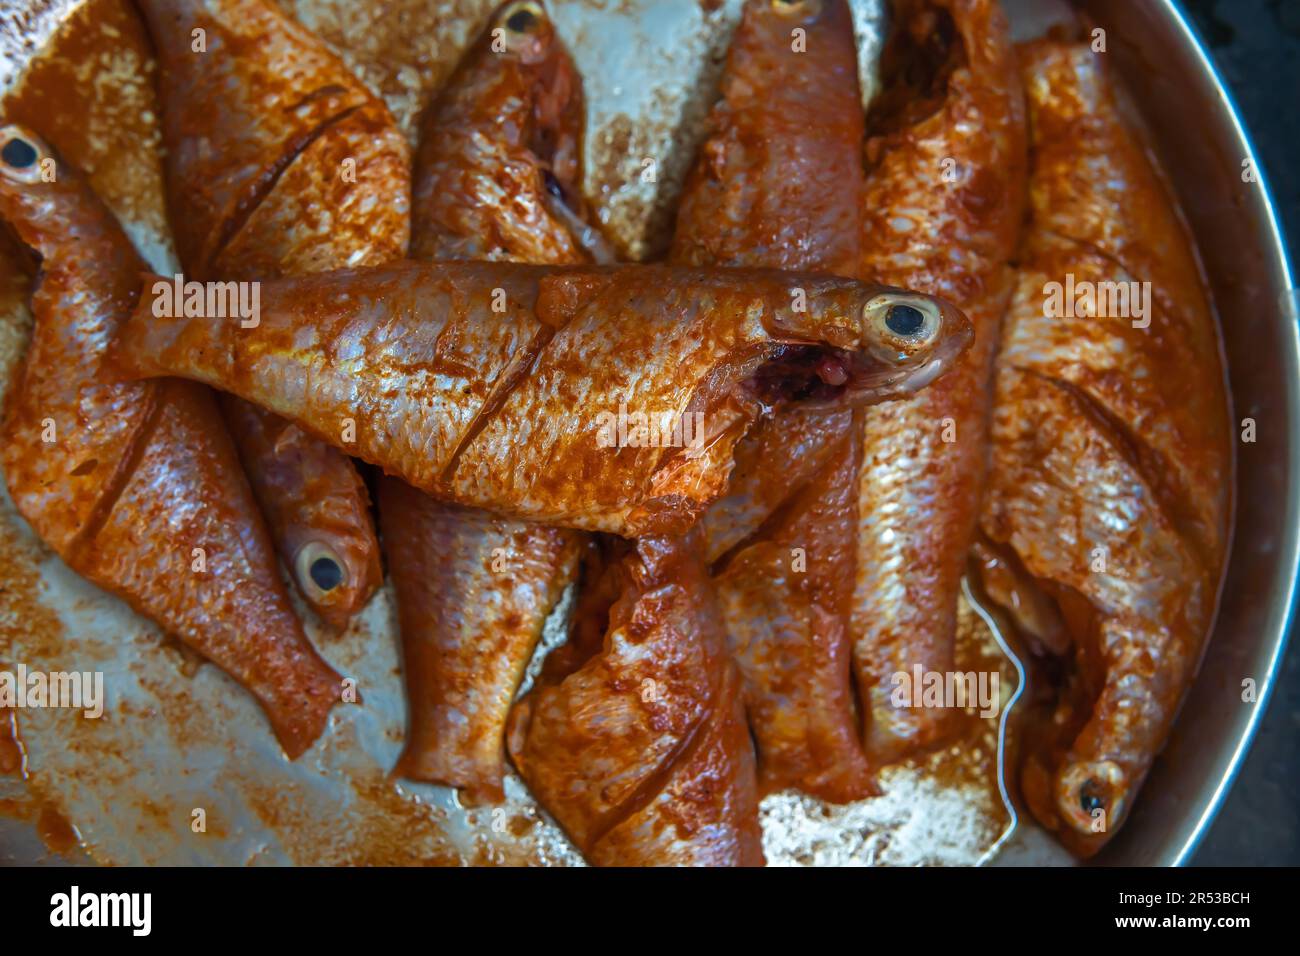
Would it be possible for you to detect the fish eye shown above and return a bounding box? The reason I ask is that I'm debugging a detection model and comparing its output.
[542,168,565,200]
[863,293,941,352]
[1078,781,1107,814]
[771,0,822,19]
[0,125,48,185]
[295,541,349,598]
[1060,760,1126,833]
[500,0,545,35]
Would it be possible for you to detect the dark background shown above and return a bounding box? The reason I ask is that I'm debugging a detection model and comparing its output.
[1181,0,1299,866]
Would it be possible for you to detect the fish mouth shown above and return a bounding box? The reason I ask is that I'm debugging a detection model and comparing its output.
[743,336,963,410]
[747,306,973,410]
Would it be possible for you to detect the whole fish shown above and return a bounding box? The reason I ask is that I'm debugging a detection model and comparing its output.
[115,260,973,537]
[507,534,764,866]
[135,0,411,629]
[979,41,1231,856]
[670,0,873,802]
[0,125,341,758]
[851,0,1027,764]
[385,0,589,804]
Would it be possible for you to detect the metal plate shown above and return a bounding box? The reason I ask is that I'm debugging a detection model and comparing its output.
[0,0,1293,866]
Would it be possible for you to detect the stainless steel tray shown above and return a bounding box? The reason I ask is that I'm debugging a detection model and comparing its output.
[0,0,1293,866]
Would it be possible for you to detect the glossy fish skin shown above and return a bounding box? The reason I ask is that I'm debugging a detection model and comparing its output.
[699,405,854,563]
[671,0,872,801]
[410,0,607,265]
[382,485,579,802]
[116,261,973,537]
[980,42,1230,857]
[671,0,863,278]
[0,127,341,758]
[715,425,874,802]
[673,0,864,559]
[507,534,764,866]
[136,0,409,629]
[851,0,1027,764]
[134,0,410,279]
[386,0,586,804]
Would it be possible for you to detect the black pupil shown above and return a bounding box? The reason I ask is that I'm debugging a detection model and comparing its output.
[885,303,926,337]
[2,138,38,169]
[309,556,343,591]
[542,169,565,200]
[506,8,536,32]
[1079,785,1106,814]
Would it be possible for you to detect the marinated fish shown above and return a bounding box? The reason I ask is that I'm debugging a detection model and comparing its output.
[980,41,1231,856]
[0,125,341,758]
[115,260,973,537]
[383,486,579,802]
[136,0,411,628]
[852,0,1027,763]
[409,0,610,266]
[671,0,873,801]
[386,0,588,804]
[507,534,764,866]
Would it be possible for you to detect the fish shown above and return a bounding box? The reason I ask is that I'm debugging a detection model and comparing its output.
[670,0,873,802]
[114,260,973,537]
[506,533,765,866]
[850,0,1027,764]
[978,41,1231,856]
[381,486,579,802]
[409,0,611,266]
[426,3,764,853]
[385,0,590,804]
[0,124,342,758]
[135,0,411,629]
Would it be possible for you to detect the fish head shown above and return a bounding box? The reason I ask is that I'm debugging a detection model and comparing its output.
[489,1,609,259]
[0,124,82,261]
[762,279,973,408]
[856,287,973,390]
[474,1,583,192]
[742,0,845,49]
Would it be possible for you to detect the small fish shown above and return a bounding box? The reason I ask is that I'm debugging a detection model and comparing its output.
[507,533,764,866]
[410,0,611,265]
[115,260,973,537]
[671,0,873,802]
[979,41,1231,856]
[0,125,341,758]
[851,0,1028,764]
[135,0,411,629]
[386,0,589,804]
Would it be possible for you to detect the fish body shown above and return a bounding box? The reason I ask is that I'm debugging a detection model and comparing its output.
[0,126,341,758]
[670,0,872,801]
[851,0,1027,763]
[715,425,872,802]
[116,260,972,537]
[136,0,411,628]
[980,41,1230,856]
[386,0,588,804]
[507,534,764,866]
[383,486,579,801]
